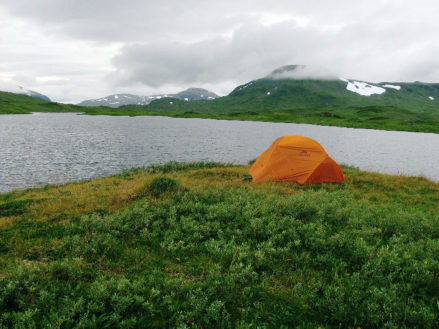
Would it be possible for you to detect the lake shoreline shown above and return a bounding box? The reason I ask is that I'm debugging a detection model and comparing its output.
[1,108,439,134]
[1,160,439,195]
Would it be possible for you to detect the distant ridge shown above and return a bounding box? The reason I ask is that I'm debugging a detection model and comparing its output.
[77,88,219,108]
[174,88,218,101]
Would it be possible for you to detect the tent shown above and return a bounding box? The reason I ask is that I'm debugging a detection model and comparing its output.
[249,135,344,184]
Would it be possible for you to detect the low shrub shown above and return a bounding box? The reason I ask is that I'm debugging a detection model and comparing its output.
[148,176,180,198]
[1,164,438,327]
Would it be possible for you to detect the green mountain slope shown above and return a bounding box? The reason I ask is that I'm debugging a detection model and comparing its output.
[0,91,99,114]
[227,78,439,113]
[123,79,439,115]
[120,66,439,115]
[0,83,51,102]
[115,65,439,133]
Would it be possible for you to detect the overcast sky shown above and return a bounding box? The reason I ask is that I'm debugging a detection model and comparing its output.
[1,0,438,103]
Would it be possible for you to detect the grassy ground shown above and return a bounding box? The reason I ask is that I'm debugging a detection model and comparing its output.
[1,162,438,327]
[169,106,439,134]
[65,105,439,134]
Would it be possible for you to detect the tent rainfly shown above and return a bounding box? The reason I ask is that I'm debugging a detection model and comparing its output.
[249,135,344,184]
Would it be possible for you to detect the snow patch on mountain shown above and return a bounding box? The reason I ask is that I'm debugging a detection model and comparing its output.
[383,84,401,90]
[339,77,386,96]
[237,82,254,91]
[346,81,386,96]
[77,88,218,108]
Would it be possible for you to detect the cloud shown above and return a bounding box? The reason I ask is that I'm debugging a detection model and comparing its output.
[108,20,335,92]
[267,66,338,80]
[12,74,37,87]
[0,6,121,102]
[3,0,434,44]
[0,0,250,43]
[110,15,439,92]
[0,80,24,94]
[1,0,439,101]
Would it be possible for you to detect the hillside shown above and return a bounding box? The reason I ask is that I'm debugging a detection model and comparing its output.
[77,88,219,108]
[173,87,218,101]
[229,65,439,113]
[0,82,51,102]
[0,91,98,114]
[123,65,439,115]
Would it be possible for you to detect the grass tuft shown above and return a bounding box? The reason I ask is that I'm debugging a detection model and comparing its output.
[147,176,181,198]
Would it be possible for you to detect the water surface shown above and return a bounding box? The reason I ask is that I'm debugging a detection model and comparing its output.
[1,113,438,192]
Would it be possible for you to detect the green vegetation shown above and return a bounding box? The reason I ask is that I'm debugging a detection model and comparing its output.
[74,102,439,133]
[1,162,438,327]
[0,91,101,114]
[130,79,439,114]
[150,105,439,133]
[2,77,439,134]
[144,176,182,198]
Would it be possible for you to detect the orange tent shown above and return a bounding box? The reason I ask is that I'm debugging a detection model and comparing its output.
[249,135,344,184]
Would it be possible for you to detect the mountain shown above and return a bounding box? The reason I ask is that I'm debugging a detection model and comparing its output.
[77,88,219,108]
[127,65,439,115]
[173,88,218,101]
[16,86,51,102]
[225,65,439,112]
[0,81,51,102]
[0,90,88,114]
[77,94,165,108]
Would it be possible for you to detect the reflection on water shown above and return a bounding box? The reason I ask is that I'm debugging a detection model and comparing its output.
[0,112,438,192]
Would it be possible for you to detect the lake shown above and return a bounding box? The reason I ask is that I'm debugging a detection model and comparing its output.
[1,112,438,192]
